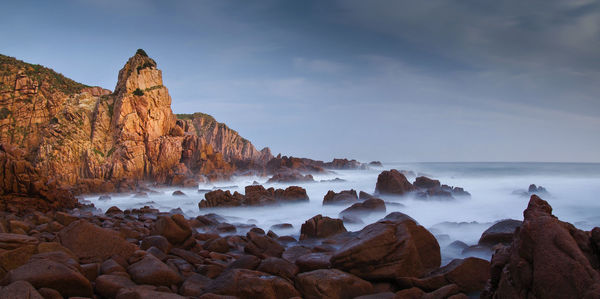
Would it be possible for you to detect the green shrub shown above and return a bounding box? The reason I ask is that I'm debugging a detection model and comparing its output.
[106,147,116,157]
[136,49,148,57]
[0,107,11,120]
[133,88,144,96]
[93,148,104,157]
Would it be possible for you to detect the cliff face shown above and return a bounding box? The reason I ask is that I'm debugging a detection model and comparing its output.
[0,50,267,197]
[176,112,272,164]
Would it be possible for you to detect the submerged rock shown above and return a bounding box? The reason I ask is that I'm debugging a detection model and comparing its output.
[478,219,522,247]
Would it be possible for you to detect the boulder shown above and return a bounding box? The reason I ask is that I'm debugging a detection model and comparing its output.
[57,220,136,263]
[322,189,358,205]
[413,176,441,189]
[2,256,93,297]
[150,214,192,245]
[404,257,490,292]
[244,231,284,258]
[180,273,212,296]
[115,286,186,299]
[478,219,522,247]
[339,198,386,217]
[0,280,44,299]
[257,257,299,281]
[275,186,309,202]
[202,269,300,298]
[482,195,600,299]
[0,233,39,250]
[200,190,244,208]
[375,169,416,195]
[300,215,347,240]
[295,269,374,299]
[295,252,333,272]
[127,254,183,286]
[331,212,440,280]
[95,274,137,298]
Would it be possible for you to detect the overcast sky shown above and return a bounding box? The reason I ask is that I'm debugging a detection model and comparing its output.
[2,0,599,162]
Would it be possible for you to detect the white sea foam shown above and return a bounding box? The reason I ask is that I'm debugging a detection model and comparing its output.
[83,162,600,263]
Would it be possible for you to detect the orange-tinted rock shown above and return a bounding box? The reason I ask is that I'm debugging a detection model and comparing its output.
[375,169,416,195]
[322,189,358,205]
[295,269,373,299]
[300,215,347,240]
[202,269,300,298]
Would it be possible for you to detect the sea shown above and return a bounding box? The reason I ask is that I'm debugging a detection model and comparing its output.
[83,162,600,264]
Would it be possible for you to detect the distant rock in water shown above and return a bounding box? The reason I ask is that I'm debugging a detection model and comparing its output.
[266,171,314,183]
[375,169,416,195]
[482,195,600,298]
[319,177,346,183]
[300,214,347,240]
[512,183,550,197]
[322,189,359,205]
[374,170,469,199]
[339,198,386,218]
[368,161,383,167]
[198,185,308,208]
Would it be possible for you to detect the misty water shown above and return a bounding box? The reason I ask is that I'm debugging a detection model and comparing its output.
[84,162,600,264]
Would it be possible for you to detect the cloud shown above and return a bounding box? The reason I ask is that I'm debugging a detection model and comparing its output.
[292,57,346,73]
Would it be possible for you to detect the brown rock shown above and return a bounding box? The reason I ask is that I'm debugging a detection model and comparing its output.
[244,231,284,258]
[295,252,333,272]
[339,197,386,217]
[0,233,39,250]
[115,286,186,299]
[95,274,137,298]
[300,215,347,240]
[57,220,136,263]
[478,219,522,247]
[375,169,416,195]
[37,288,63,299]
[141,235,171,253]
[407,257,490,292]
[180,273,212,296]
[203,269,300,298]
[0,244,37,272]
[331,212,440,280]
[295,269,374,299]
[127,254,183,286]
[482,195,600,299]
[257,257,299,281]
[322,189,358,205]
[2,257,93,297]
[151,214,192,245]
[0,280,44,299]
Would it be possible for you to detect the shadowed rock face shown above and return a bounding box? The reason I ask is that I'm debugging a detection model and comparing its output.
[482,195,600,299]
[0,51,269,202]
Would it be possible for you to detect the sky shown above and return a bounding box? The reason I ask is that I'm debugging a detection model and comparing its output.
[1,0,599,162]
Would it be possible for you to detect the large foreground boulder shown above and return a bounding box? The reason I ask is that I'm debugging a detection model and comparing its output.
[57,220,137,263]
[202,269,300,298]
[375,169,416,195]
[331,212,440,280]
[482,195,600,298]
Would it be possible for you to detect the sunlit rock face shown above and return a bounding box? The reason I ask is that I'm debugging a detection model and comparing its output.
[0,50,268,197]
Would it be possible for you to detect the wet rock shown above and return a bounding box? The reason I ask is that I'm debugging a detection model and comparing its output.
[404,257,490,292]
[257,257,299,281]
[331,212,440,280]
[478,219,522,247]
[2,255,93,297]
[0,233,39,250]
[100,258,127,275]
[180,273,212,296]
[57,220,136,263]
[270,223,293,230]
[528,184,548,194]
[295,252,333,272]
[369,161,383,167]
[200,190,245,208]
[413,176,441,189]
[95,274,137,298]
[202,269,300,298]
[127,254,183,286]
[339,198,386,217]
[141,235,171,253]
[244,231,284,258]
[267,171,314,183]
[0,280,44,299]
[482,195,600,299]
[295,269,374,299]
[150,214,192,245]
[322,189,358,205]
[99,195,112,201]
[300,215,347,240]
[115,286,186,298]
[225,254,261,271]
[172,190,186,196]
[375,169,416,195]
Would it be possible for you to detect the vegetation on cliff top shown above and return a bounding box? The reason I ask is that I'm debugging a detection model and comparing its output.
[0,54,89,94]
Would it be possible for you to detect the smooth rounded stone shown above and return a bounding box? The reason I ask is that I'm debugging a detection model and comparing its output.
[141,235,171,253]
[295,269,374,299]
[37,288,63,299]
[172,190,186,196]
[204,237,231,253]
[295,252,333,272]
[101,258,127,275]
[105,206,123,215]
[0,244,36,272]
[202,269,300,298]
[127,254,183,286]
[37,241,76,258]
[257,257,299,281]
[55,212,79,226]
[0,280,44,299]
[270,223,293,230]
[226,254,261,270]
[331,212,440,280]
[80,263,99,282]
[300,214,347,240]
[375,169,416,195]
[150,215,192,245]
[116,286,186,299]
[406,257,490,292]
[355,292,396,299]
[95,274,137,298]
[170,248,204,265]
[424,284,461,299]
[322,189,358,205]
[339,198,386,217]
[277,235,297,244]
[413,176,441,189]
[244,231,284,259]
[0,233,39,250]
[180,273,212,296]
[395,287,425,298]
[57,220,137,263]
[478,219,522,247]
[3,258,93,297]
[249,227,265,235]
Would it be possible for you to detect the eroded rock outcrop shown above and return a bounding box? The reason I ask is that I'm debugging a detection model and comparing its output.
[199,185,309,208]
[482,195,600,298]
